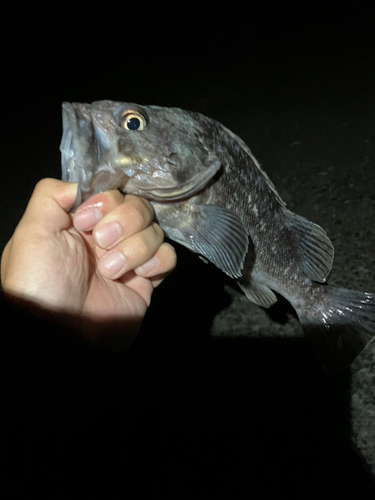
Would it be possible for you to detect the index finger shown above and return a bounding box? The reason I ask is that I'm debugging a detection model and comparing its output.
[73,192,154,236]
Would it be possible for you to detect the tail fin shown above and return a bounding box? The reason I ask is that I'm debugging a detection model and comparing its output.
[295,286,375,372]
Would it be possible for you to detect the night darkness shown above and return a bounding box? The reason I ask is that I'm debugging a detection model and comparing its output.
[2,3,375,497]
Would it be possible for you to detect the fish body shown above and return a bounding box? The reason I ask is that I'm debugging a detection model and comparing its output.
[60,100,375,371]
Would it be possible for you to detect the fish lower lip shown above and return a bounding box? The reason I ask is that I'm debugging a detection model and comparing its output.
[60,104,76,182]
[60,104,84,207]
[132,159,221,201]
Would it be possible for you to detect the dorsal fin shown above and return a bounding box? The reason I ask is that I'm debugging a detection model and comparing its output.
[222,125,287,207]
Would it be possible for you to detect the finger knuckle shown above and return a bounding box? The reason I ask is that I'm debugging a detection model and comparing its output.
[127,204,152,231]
[106,189,124,205]
[131,206,149,230]
[34,177,57,194]
[131,234,152,257]
[166,247,177,269]
[151,222,164,241]
[126,196,154,220]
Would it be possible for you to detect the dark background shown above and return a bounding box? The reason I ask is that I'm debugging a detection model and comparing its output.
[2,2,375,498]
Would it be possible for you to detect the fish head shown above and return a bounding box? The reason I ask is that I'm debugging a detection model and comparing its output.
[60,100,221,207]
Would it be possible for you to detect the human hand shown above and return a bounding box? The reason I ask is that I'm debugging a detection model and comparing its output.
[1,179,176,348]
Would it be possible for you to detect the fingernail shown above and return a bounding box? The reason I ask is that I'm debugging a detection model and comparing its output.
[137,257,158,275]
[74,207,102,231]
[94,222,122,248]
[99,250,126,277]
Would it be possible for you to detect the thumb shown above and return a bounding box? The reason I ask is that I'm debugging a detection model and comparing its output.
[19,179,78,235]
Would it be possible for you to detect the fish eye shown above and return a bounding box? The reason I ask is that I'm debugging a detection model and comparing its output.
[120,110,147,131]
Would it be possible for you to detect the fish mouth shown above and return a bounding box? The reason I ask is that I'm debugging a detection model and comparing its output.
[61,102,134,208]
[60,101,221,207]
[61,102,97,184]
[60,102,109,203]
[125,159,221,202]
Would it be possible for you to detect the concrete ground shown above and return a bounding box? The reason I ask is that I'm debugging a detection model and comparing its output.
[1,6,374,496]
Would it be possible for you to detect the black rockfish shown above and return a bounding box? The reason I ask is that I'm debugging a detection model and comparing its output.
[60,100,375,371]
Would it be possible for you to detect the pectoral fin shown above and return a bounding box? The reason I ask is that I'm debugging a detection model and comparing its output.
[174,204,249,278]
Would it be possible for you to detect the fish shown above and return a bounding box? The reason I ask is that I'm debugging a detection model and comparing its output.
[60,100,375,372]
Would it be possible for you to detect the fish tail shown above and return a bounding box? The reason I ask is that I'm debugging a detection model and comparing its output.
[294,286,375,372]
